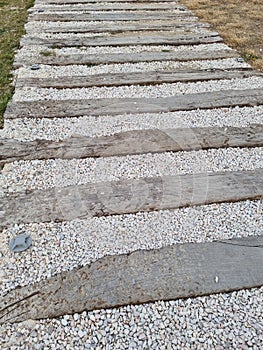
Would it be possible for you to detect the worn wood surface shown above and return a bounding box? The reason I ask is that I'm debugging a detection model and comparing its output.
[16,68,259,89]
[25,21,210,34]
[30,3,189,11]
[28,11,190,22]
[1,169,263,227]
[35,0,179,3]
[1,235,263,323]
[21,32,221,47]
[5,89,263,119]
[1,125,263,164]
[14,48,237,67]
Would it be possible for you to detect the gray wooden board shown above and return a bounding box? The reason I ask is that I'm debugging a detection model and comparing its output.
[1,169,263,227]
[1,125,263,164]
[25,21,210,34]
[0,235,263,324]
[28,11,191,22]
[29,3,190,11]
[14,49,237,67]
[16,68,260,89]
[21,32,221,47]
[35,0,180,3]
[5,89,263,119]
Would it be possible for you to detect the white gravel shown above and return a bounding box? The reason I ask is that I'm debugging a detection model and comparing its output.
[1,148,262,194]
[12,76,263,101]
[1,286,262,349]
[16,58,251,79]
[15,42,232,59]
[0,200,262,296]
[1,106,262,141]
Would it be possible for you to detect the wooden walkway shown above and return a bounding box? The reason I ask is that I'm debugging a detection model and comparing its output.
[0,0,263,324]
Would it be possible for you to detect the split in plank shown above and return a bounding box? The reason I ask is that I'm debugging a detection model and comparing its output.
[1,169,263,227]
[28,11,192,22]
[1,234,263,323]
[16,68,260,89]
[25,21,210,34]
[14,48,237,67]
[5,89,263,119]
[1,125,263,164]
[21,32,222,47]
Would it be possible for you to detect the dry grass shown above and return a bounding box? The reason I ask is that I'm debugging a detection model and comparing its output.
[182,0,263,72]
[0,0,34,126]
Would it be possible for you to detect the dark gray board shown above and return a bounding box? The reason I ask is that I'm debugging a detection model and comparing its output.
[1,169,263,227]
[0,235,262,324]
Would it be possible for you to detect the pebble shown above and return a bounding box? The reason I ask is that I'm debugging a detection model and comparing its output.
[13,76,263,101]
[1,106,262,141]
[1,147,262,194]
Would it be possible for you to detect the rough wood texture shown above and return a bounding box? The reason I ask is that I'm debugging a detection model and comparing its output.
[1,235,263,324]
[1,125,263,164]
[30,3,189,11]
[14,48,237,67]
[1,169,263,227]
[28,11,190,22]
[5,89,263,119]
[21,32,221,47]
[25,21,210,34]
[35,0,179,3]
[16,68,260,88]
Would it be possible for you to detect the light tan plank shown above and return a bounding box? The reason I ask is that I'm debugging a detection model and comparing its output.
[5,89,263,119]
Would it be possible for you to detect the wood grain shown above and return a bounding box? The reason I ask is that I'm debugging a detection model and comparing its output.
[1,125,263,164]
[21,32,222,47]
[1,235,262,323]
[5,89,263,119]
[1,169,263,227]
[28,11,191,22]
[14,48,237,67]
[25,20,210,34]
[16,68,260,89]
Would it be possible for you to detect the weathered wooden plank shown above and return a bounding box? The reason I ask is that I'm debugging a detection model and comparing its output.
[21,32,221,47]
[14,49,238,67]
[1,169,263,227]
[16,68,260,89]
[1,125,263,165]
[35,0,181,4]
[1,234,263,323]
[30,3,189,11]
[25,20,210,34]
[28,11,191,22]
[5,89,263,119]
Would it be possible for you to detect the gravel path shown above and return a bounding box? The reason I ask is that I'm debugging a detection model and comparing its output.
[0,0,262,348]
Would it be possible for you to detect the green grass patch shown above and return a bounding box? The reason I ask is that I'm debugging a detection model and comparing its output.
[0,0,34,127]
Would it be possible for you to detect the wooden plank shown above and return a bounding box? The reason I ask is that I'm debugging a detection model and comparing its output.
[1,125,263,164]
[14,49,238,67]
[35,0,181,4]
[0,169,263,227]
[20,32,222,47]
[5,89,263,119]
[16,68,260,89]
[25,21,210,34]
[30,3,189,11]
[0,234,263,323]
[28,11,191,22]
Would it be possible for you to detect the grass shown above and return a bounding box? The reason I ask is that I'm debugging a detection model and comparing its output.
[0,0,34,127]
[182,0,263,72]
